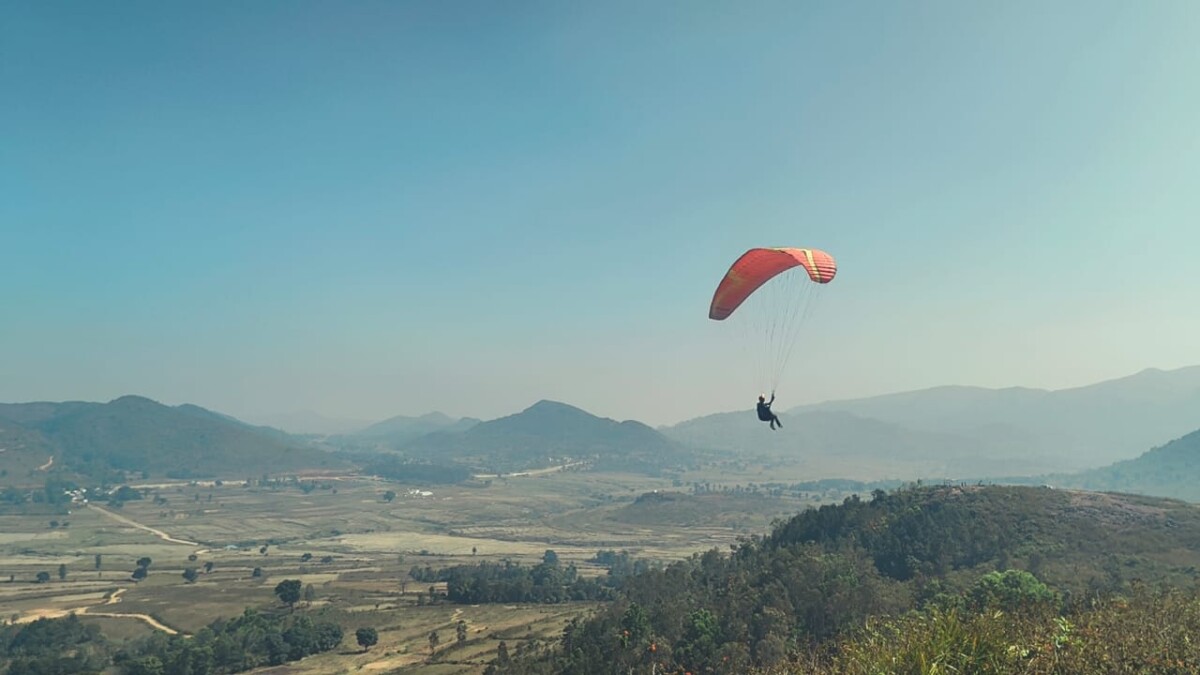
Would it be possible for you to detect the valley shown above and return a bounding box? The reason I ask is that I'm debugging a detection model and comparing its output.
[0,462,839,674]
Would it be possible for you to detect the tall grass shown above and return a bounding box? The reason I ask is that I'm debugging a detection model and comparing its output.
[764,585,1200,674]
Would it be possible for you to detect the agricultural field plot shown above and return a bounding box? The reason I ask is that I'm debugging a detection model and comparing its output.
[112,476,594,546]
[103,471,800,558]
[678,460,899,489]
[3,466,825,567]
[249,602,597,675]
[78,614,158,643]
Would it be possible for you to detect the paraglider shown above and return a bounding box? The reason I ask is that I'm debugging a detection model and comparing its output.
[757,393,781,430]
[709,247,837,427]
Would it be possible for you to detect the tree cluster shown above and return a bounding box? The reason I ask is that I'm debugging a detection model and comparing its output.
[0,609,343,675]
[363,457,470,485]
[441,559,617,605]
[0,614,107,675]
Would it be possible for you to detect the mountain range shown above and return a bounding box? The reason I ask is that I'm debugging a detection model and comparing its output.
[237,410,375,436]
[353,411,480,445]
[237,409,482,439]
[664,366,1200,476]
[3,365,1199,488]
[664,408,1037,479]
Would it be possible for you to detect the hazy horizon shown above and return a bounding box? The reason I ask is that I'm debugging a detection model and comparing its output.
[6,2,1200,427]
[5,362,1198,433]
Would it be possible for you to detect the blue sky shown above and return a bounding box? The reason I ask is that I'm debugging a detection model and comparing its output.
[4,1,1199,426]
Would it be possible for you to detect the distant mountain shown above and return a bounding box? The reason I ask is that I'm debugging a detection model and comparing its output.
[401,400,689,473]
[665,366,1200,476]
[664,408,1062,479]
[1044,429,1200,502]
[792,366,1200,469]
[239,410,375,436]
[354,411,480,444]
[0,395,347,481]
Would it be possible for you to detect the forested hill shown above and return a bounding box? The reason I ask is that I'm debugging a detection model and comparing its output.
[502,484,1200,674]
[1053,427,1200,501]
[0,395,345,480]
[402,400,690,472]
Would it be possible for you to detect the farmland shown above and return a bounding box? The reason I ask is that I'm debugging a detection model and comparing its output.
[1,463,834,673]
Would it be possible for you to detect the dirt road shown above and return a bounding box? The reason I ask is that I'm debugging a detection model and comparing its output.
[15,587,181,635]
[87,504,200,546]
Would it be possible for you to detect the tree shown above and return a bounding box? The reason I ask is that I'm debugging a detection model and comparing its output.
[472,546,477,556]
[275,579,302,608]
[968,569,1058,611]
[356,627,379,652]
[36,571,50,583]
[188,554,198,562]
[112,485,143,503]
[456,620,468,643]
[94,554,101,571]
[203,561,214,573]
[304,584,316,604]
[383,490,396,503]
[57,564,67,581]
[49,520,59,529]
[132,557,151,581]
[428,630,440,655]
[621,603,651,645]
[252,567,263,578]
[496,640,510,665]
[543,549,559,566]
[126,655,165,675]
[301,553,313,562]
[182,568,199,583]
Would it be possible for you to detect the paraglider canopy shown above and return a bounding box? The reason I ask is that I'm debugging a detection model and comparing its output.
[709,247,836,321]
[708,246,837,393]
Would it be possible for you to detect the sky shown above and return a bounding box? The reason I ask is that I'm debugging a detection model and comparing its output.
[4,1,1200,427]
